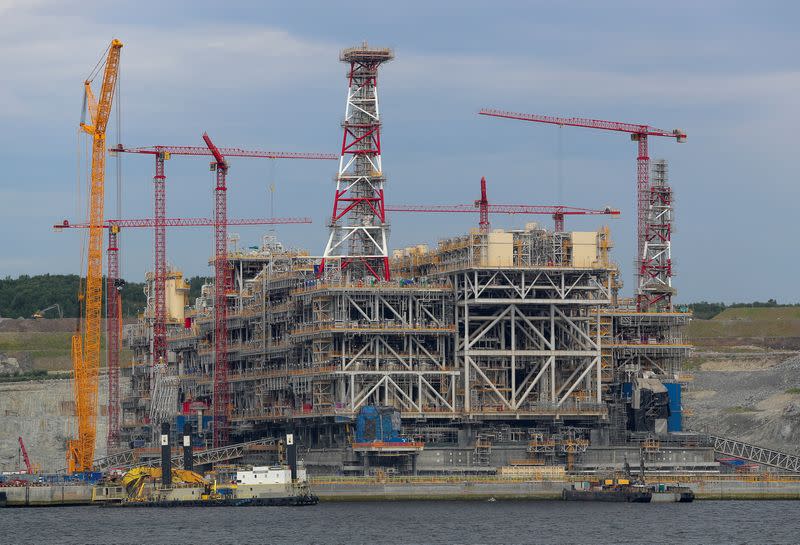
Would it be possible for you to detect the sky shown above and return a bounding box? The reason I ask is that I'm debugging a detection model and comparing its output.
[0,0,798,303]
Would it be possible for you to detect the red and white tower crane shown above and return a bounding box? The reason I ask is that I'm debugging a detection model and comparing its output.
[478,108,685,310]
[55,216,311,449]
[386,176,619,231]
[109,141,335,447]
[320,44,394,282]
[109,144,335,371]
[202,132,232,447]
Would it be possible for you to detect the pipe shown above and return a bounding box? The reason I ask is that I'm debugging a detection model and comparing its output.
[286,431,297,482]
[182,422,193,472]
[160,422,171,488]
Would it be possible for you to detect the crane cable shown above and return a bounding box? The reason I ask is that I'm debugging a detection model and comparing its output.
[115,60,123,279]
[268,159,277,219]
[85,42,112,83]
[557,125,564,204]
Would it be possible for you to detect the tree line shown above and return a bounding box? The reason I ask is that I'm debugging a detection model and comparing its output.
[688,299,799,320]
[1,274,795,321]
[0,274,210,319]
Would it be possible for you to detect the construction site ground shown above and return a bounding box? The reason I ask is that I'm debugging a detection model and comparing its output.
[0,318,132,371]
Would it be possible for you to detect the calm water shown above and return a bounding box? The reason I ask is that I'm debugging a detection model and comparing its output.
[2,500,797,545]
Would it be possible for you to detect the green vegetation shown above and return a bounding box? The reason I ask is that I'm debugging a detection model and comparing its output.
[785,388,800,395]
[682,356,710,371]
[688,306,800,340]
[0,274,210,319]
[688,299,799,320]
[0,331,133,371]
[0,369,68,383]
[723,406,762,414]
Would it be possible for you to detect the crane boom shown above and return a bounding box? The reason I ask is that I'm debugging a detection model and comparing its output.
[386,204,617,215]
[386,176,618,233]
[68,39,122,474]
[111,144,337,160]
[18,437,32,474]
[55,217,312,229]
[479,108,686,140]
[479,108,685,310]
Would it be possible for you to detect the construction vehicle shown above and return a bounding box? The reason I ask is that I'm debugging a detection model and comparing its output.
[17,437,39,475]
[32,304,63,319]
[67,39,123,473]
[121,466,207,499]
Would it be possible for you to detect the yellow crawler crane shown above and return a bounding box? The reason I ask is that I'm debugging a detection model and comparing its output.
[122,467,207,499]
[67,39,123,473]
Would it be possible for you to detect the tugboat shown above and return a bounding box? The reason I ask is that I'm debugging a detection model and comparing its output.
[563,451,694,503]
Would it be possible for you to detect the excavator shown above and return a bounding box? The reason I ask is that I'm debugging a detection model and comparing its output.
[67,39,123,474]
[32,304,63,319]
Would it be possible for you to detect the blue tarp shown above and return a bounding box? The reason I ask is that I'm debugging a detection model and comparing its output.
[665,382,682,432]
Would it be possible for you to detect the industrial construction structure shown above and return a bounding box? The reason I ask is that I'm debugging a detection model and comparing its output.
[113,43,705,476]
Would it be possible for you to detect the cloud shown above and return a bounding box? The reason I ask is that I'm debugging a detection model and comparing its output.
[0,3,338,121]
[391,51,800,109]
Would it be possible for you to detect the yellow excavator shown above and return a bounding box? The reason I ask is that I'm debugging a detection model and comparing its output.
[67,39,123,473]
[122,467,207,499]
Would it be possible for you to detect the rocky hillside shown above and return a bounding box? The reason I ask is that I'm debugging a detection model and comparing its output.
[685,307,800,454]
[686,352,800,454]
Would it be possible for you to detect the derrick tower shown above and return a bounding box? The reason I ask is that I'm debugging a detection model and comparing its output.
[321,43,393,281]
[638,159,674,311]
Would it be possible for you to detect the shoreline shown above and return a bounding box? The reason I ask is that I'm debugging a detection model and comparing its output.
[6,477,800,506]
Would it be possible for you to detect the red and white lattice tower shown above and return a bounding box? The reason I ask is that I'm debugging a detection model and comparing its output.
[202,133,231,448]
[105,224,121,450]
[152,153,167,366]
[321,44,394,281]
[638,159,674,311]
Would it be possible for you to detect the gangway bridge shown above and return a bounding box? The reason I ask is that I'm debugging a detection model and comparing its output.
[63,438,278,472]
[705,434,800,473]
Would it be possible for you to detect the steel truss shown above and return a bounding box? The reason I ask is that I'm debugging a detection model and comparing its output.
[295,286,457,417]
[452,268,611,417]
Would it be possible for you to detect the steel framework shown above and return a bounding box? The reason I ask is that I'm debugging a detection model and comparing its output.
[294,284,456,418]
[322,44,394,281]
[639,159,674,311]
[449,267,611,417]
[56,216,311,452]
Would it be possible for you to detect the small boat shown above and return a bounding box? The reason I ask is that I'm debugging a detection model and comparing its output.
[648,484,694,503]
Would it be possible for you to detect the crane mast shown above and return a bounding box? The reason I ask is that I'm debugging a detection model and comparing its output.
[68,39,122,473]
